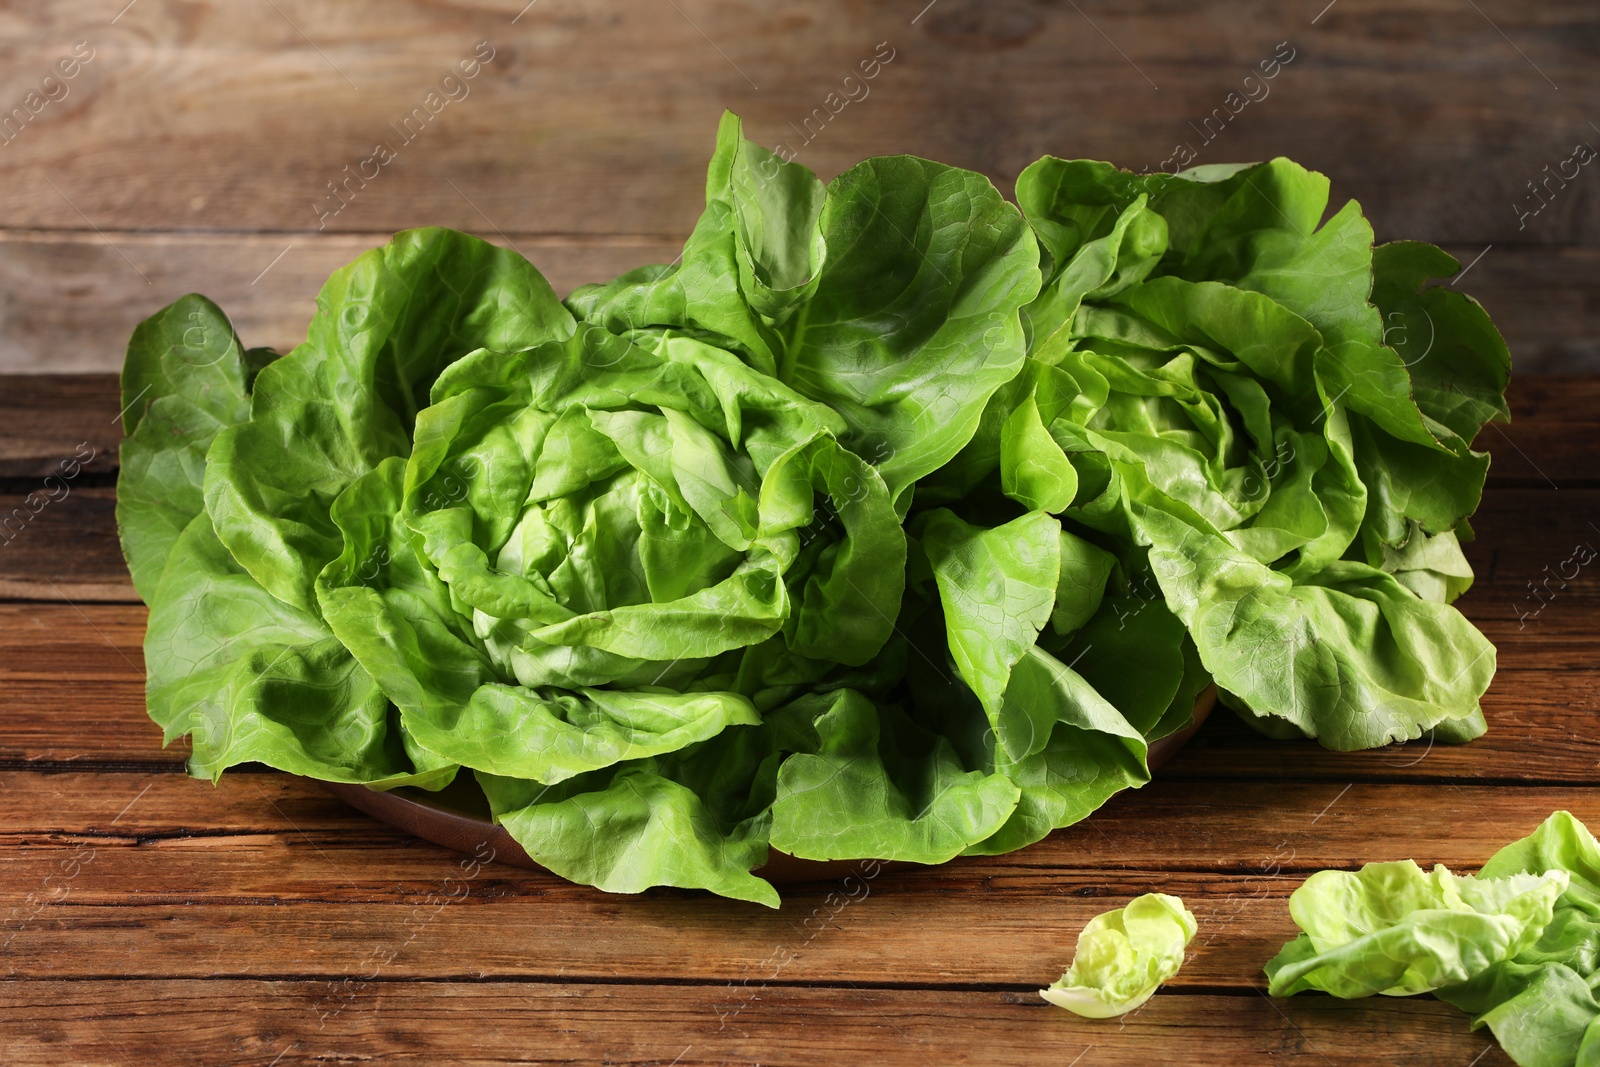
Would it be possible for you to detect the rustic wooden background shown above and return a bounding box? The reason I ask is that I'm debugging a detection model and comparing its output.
[0,0,1594,374]
[3,3,1598,1065]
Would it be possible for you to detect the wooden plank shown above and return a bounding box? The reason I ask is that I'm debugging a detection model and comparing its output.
[0,487,129,602]
[0,772,1587,986]
[1479,375,1600,484]
[0,0,1592,247]
[0,231,681,373]
[0,375,120,478]
[1463,247,1600,376]
[1164,674,1600,782]
[0,232,1594,374]
[18,478,1591,612]
[3,772,1585,874]
[2,603,1597,779]
[0,981,1512,1066]
[0,369,1592,484]
[0,866,1305,989]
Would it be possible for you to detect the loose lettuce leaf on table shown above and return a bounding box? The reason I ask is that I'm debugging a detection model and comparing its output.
[1041,892,1197,1018]
[1447,813,1600,1067]
[1265,860,1568,998]
[1268,813,1600,1067]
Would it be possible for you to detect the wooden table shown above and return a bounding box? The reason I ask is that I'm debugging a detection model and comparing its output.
[3,0,1599,1060]
[0,372,1594,1065]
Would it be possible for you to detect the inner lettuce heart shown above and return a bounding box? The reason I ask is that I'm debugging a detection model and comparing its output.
[314,323,908,786]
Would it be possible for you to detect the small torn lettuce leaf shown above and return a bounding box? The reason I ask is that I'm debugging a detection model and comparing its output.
[1040,892,1197,1018]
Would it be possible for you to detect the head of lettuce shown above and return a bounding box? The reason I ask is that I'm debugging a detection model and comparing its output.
[117,114,1507,906]
[118,114,1047,905]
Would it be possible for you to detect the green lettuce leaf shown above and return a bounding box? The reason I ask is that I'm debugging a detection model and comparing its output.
[117,119,1512,908]
[477,714,786,908]
[571,112,1042,501]
[316,321,905,785]
[117,294,258,602]
[1269,813,1600,1067]
[989,153,1505,748]
[205,228,575,613]
[144,509,452,788]
[769,689,1021,864]
[1265,860,1568,997]
[1040,892,1197,1018]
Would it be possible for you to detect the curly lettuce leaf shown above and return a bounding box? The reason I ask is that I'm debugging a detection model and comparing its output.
[1136,504,1494,748]
[995,155,1505,748]
[573,112,1041,501]
[920,508,1060,741]
[1265,860,1569,998]
[205,228,575,613]
[1269,813,1600,1067]
[1040,892,1196,1018]
[477,716,785,908]
[1445,813,1600,1067]
[145,508,453,788]
[768,689,1021,864]
[117,295,259,602]
[315,318,905,786]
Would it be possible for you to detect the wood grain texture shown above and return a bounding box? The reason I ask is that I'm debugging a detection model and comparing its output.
[0,231,682,373]
[0,487,128,601]
[0,772,1590,991]
[1,772,1584,871]
[0,0,1591,243]
[2,0,1596,1042]
[9,234,1590,375]
[0,1,1596,373]
[0,475,1594,776]
[4,233,1593,374]
[1,374,1590,483]
[0,982,1512,1066]
[0,374,120,476]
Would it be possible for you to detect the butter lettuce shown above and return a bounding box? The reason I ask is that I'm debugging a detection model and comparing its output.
[916,154,1507,751]
[1267,813,1600,1067]
[1040,892,1197,1018]
[1266,860,1569,998]
[118,116,1509,906]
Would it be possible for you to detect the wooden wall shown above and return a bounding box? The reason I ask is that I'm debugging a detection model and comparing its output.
[0,0,1594,372]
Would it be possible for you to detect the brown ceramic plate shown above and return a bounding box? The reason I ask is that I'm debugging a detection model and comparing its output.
[326,686,1216,884]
